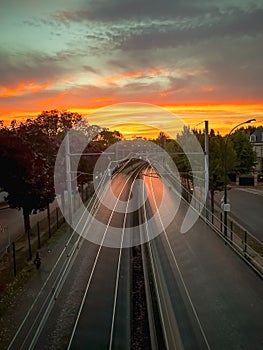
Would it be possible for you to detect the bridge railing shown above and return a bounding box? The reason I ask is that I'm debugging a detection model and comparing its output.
[180,185,263,278]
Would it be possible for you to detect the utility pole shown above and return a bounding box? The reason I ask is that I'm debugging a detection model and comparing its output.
[65,131,73,226]
[204,120,209,218]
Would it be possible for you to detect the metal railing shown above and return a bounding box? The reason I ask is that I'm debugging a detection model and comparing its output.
[0,182,94,277]
[181,186,263,278]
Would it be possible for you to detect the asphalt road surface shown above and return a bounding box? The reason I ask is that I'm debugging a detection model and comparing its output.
[215,187,263,242]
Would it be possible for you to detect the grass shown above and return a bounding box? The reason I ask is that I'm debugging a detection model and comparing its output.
[0,263,35,316]
[0,206,65,304]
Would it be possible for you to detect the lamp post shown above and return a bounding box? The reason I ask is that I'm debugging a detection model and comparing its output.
[204,121,209,219]
[223,119,256,237]
[192,120,209,218]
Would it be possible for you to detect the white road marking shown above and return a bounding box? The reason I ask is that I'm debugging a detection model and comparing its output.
[236,188,263,197]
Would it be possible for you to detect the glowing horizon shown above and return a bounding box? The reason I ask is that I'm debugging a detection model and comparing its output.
[1,102,262,137]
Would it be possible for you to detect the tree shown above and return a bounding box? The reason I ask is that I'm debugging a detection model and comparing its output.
[156,131,168,148]
[229,129,256,174]
[194,129,236,213]
[162,128,193,191]
[29,109,83,136]
[0,124,56,235]
[93,129,122,151]
[209,134,236,212]
[0,110,84,236]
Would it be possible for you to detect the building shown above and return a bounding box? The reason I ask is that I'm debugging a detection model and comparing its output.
[250,127,263,172]
[0,190,8,208]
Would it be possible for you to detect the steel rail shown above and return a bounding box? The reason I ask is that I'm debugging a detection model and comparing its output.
[7,198,94,349]
[108,161,148,349]
[146,165,211,350]
[67,159,145,349]
[141,166,179,349]
[8,162,114,349]
[138,169,159,350]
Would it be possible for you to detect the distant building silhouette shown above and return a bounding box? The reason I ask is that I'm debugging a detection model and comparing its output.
[250,127,263,171]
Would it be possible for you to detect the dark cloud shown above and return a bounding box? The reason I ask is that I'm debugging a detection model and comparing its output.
[109,8,263,51]
[205,61,263,97]
[57,0,216,22]
[195,33,263,92]
[22,19,41,28]
[83,65,99,74]
[52,4,263,60]
[1,0,262,109]
[0,48,98,88]
[54,10,91,22]
[207,7,263,37]
[107,60,130,71]
[0,51,66,87]
[54,0,263,28]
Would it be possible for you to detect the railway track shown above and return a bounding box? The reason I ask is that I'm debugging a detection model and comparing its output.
[7,158,210,349]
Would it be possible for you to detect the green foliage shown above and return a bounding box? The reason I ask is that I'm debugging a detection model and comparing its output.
[209,133,236,192]
[156,131,168,148]
[93,129,122,151]
[164,139,191,178]
[27,109,83,136]
[229,129,256,174]
[0,110,84,231]
[0,124,56,228]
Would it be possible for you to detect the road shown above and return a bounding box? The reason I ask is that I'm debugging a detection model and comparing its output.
[6,163,263,350]
[215,187,263,242]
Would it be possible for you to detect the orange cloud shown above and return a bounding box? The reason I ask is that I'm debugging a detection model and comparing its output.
[0,81,51,97]
[100,68,170,84]
[91,96,115,103]
[202,87,214,92]
[0,85,262,136]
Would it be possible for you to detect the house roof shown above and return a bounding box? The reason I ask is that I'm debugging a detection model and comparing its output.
[250,127,263,143]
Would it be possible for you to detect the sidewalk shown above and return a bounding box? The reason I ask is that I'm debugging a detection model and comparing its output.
[0,200,60,257]
[0,222,77,349]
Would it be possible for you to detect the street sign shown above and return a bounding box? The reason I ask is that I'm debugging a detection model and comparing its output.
[221,196,230,211]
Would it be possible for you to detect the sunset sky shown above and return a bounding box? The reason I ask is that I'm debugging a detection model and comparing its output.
[0,0,262,136]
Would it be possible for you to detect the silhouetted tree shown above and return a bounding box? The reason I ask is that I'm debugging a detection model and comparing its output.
[93,129,122,151]
[194,128,237,212]
[230,129,256,174]
[29,109,82,136]
[0,124,56,233]
[0,110,84,234]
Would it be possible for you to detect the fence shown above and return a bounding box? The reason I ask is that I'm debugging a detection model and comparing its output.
[181,186,263,278]
[0,204,65,278]
[0,182,94,278]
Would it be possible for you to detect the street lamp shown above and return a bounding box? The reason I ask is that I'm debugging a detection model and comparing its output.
[191,120,209,207]
[223,118,256,237]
